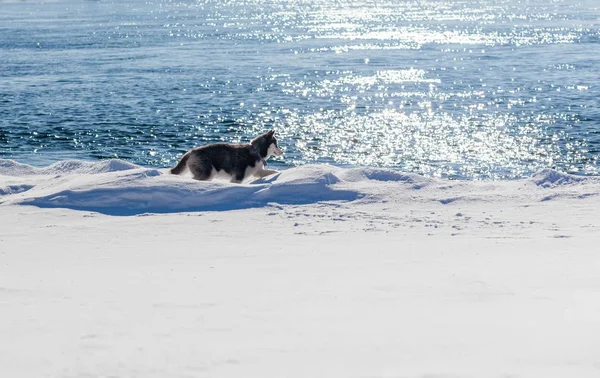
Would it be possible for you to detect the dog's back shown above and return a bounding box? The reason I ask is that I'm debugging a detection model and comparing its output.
[171,144,256,181]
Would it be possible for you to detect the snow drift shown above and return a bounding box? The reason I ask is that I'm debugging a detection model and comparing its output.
[1,159,599,215]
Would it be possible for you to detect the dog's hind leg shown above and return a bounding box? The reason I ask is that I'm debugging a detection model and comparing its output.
[187,156,214,181]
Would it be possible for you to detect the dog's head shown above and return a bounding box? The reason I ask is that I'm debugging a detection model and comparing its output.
[251,130,284,158]
[265,130,284,157]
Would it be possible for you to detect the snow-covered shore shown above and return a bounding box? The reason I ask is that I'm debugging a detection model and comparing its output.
[1,159,599,378]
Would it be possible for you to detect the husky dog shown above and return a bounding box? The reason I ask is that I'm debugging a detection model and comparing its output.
[170,130,283,183]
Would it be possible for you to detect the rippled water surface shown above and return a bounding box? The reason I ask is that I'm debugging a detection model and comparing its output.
[1,0,599,179]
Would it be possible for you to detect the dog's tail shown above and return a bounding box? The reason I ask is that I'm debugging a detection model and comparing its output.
[170,153,190,175]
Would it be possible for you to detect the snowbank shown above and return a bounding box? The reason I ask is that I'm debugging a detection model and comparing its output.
[2,159,599,215]
[1,159,600,378]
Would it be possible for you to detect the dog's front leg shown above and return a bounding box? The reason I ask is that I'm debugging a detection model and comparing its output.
[254,168,279,178]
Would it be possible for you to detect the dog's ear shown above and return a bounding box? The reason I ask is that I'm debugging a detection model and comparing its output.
[266,130,275,137]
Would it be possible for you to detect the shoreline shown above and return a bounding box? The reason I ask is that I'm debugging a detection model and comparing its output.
[1,159,600,377]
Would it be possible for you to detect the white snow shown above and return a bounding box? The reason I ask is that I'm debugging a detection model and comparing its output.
[1,159,599,378]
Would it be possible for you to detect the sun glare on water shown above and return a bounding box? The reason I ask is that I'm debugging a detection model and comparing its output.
[1,0,599,179]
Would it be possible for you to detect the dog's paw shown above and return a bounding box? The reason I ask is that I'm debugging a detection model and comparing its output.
[252,172,281,184]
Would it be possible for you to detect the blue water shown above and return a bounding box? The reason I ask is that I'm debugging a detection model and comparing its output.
[1,0,599,179]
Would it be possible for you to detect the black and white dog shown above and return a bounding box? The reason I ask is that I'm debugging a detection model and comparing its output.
[170,130,283,183]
